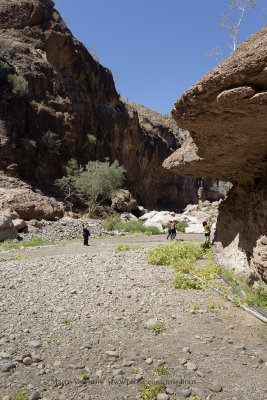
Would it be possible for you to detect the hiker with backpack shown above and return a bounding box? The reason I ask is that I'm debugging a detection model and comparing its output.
[167,221,172,240]
[170,220,177,240]
[203,220,211,245]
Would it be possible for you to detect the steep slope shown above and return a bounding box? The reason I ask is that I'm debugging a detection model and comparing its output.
[0,0,225,219]
[163,26,267,280]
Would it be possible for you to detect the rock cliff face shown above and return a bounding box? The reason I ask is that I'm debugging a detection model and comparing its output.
[0,0,225,219]
[163,26,267,281]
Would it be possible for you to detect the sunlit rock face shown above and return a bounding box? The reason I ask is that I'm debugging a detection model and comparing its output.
[0,0,225,216]
[163,25,267,281]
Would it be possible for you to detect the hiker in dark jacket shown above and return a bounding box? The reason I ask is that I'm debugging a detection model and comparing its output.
[82,224,90,246]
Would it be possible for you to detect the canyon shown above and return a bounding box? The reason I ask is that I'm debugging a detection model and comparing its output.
[0,0,225,220]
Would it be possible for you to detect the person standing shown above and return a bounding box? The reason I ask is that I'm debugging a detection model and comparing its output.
[203,220,211,245]
[167,221,172,240]
[170,220,177,240]
[82,224,90,246]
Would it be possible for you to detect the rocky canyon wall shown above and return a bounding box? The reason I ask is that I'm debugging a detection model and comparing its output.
[163,26,267,281]
[0,0,225,219]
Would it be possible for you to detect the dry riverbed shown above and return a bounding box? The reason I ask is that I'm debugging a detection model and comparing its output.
[0,234,266,400]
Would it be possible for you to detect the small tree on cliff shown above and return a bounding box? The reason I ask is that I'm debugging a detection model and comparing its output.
[220,0,258,52]
[56,159,125,216]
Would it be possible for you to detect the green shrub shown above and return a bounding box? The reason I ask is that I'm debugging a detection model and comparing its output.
[114,244,140,252]
[8,74,28,96]
[154,365,169,375]
[173,273,203,290]
[140,381,166,400]
[151,321,164,334]
[144,225,161,235]
[12,390,29,400]
[23,237,46,247]
[87,134,97,144]
[176,221,188,232]
[194,261,221,281]
[114,220,146,233]
[102,212,121,230]
[41,130,61,154]
[147,241,204,266]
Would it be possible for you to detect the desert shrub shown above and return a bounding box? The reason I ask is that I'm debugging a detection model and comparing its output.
[176,221,188,232]
[144,225,161,235]
[41,130,61,154]
[147,241,204,266]
[140,381,166,400]
[87,134,97,144]
[154,365,169,375]
[173,273,203,290]
[114,220,146,233]
[8,74,28,96]
[12,390,29,400]
[151,321,164,334]
[102,212,121,230]
[23,237,46,247]
[114,244,140,252]
[194,261,222,280]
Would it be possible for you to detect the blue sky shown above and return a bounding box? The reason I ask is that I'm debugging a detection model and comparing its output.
[54,0,266,114]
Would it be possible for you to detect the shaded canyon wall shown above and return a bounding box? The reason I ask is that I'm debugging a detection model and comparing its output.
[0,0,225,219]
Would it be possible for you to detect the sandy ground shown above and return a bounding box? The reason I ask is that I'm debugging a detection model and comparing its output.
[0,234,266,400]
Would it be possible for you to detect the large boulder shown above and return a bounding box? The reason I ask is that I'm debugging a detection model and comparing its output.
[111,190,138,212]
[163,25,267,280]
[0,212,17,241]
[0,175,64,220]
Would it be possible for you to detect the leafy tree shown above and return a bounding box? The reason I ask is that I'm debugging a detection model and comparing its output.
[56,159,125,216]
[219,0,258,52]
[75,159,125,216]
[55,159,81,209]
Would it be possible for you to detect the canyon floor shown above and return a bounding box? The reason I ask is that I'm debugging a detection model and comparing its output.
[0,234,266,400]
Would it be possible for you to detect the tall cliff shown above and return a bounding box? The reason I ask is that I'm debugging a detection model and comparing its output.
[163,26,267,281]
[0,0,225,218]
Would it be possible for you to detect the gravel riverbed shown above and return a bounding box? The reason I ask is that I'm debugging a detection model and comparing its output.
[0,234,266,400]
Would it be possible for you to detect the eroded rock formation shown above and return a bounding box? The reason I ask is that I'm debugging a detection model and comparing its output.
[0,0,226,217]
[163,26,267,280]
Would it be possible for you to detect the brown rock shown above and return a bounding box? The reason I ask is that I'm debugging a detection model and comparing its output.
[111,189,137,212]
[0,212,17,241]
[12,218,26,231]
[0,175,64,220]
[163,25,267,280]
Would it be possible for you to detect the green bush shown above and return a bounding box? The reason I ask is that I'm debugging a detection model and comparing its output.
[140,381,166,400]
[12,390,29,400]
[147,241,204,266]
[173,273,203,290]
[154,365,169,375]
[151,321,164,334]
[23,237,46,247]
[194,261,221,280]
[114,244,140,252]
[176,221,188,232]
[114,220,146,233]
[102,212,121,230]
[41,130,61,154]
[144,225,161,235]
[8,74,28,96]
